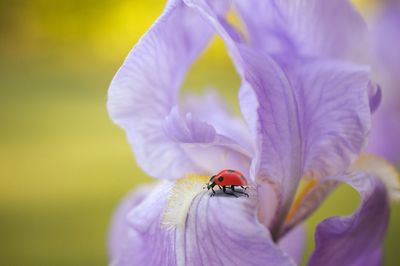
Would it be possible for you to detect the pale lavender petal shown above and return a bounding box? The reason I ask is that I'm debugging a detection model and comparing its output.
[236,47,303,233]
[110,178,297,266]
[241,59,371,232]
[293,60,371,179]
[277,225,306,265]
[108,185,153,261]
[109,182,176,266]
[184,2,372,181]
[107,1,215,180]
[308,172,389,266]
[184,188,296,266]
[233,0,368,62]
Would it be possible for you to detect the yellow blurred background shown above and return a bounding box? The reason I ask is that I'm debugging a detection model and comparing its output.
[0,0,398,265]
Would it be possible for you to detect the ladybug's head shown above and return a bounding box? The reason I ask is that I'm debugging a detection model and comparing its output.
[206,175,216,190]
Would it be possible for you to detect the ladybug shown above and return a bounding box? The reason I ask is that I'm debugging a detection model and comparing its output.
[205,169,249,197]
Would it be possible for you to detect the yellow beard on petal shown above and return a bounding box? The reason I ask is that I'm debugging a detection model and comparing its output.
[226,7,250,43]
[351,0,378,15]
[161,174,209,230]
[284,179,318,224]
[161,175,210,266]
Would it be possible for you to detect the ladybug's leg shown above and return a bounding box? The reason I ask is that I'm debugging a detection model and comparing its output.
[210,187,216,197]
[232,186,249,198]
[218,185,222,190]
[240,186,247,190]
[222,186,238,198]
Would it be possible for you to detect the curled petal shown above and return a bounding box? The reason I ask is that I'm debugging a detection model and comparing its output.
[107,0,215,180]
[309,172,390,266]
[182,91,254,154]
[180,141,252,177]
[163,106,252,176]
[281,154,399,238]
[163,106,217,144]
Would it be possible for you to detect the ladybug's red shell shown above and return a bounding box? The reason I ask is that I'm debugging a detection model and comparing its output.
[213,169,248,186]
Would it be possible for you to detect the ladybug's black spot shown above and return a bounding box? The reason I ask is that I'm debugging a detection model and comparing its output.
[218,176,224,182]
[227,170,235,173]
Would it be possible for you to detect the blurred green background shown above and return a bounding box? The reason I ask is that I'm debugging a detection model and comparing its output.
[0,0,398,265]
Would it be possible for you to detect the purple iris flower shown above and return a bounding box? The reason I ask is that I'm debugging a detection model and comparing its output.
[368,0,400,165]
[107,0,400,265]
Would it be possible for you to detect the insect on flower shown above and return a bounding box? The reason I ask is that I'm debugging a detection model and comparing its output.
[205,169,249,197]
[107,0,400,265]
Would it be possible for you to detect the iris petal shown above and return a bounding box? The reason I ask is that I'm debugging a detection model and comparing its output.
[163,105,252,176]
[108,185,154,261]
[109,182,176,266]
[108,0,253,180]
[184,187,296,266]
[277,225,306,265]
[368,1,400,164]
[281,154,399,237]
[233,0,368,62]
[309,172,389,266]
[187,0,302,232]
[107,0,215,180]
[293,60,371,180]
[281,180,338,238]
[109,176,298,266]
[184,1,373,234]
[349,154,400,202]
[182,91,254,155]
